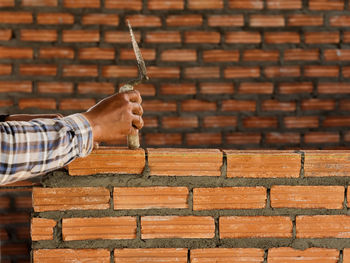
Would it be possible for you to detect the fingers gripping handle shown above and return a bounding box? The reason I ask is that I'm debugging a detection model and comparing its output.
[119,84,140,149]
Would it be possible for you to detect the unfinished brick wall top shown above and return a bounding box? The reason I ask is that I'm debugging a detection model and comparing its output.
[29,147,350,262]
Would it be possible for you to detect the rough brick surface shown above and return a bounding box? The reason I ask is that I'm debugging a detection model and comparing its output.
[191,248,264,263]
[31,218,56,241]
[33,249,110,263]
[268,248,339,263]
[114,248,188,263]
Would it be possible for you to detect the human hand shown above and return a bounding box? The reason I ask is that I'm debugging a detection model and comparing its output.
[6,114,63,121]
[82,90,143,144]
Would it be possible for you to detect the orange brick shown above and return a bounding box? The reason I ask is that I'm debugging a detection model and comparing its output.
[226,132,261,144]
[342,32,350,43]
[38,82,73,93]
[324,49,350,61]
[148,0,184,10]
[69,147,145,175]
[126,15,161,27]
[0,81,31,93]
[203,50,239,62]
[305,31,339,44]
[0,12,32,23]
[224,66,260,78]
[148,148,222,176]
[63,0,99,8]
[266,132,300,144]
[250,15,285,27]
[244,117,278,128]
[301,99,335,110]
[0,0,13,6]
[304,66,339,77]
[105,31,141,43]
[82,14,119,26]
[33,249,110,263]
[114,187,189,209]
[191,248,265,263]
[271,186,344,209]
[225,150,301,178]
[288,14,323,26]
[142,100,177,112]
[304,151,350,177]
[31,218,56,241]
[18,98,56,110]
[309,0,344,10]
[148,66,180,79]
[265,66,300,78]
[146,31,181,43]
[166,14,202,26]
[63,65,98,77]
[279,82,313,94]
[115,248,187,263]
[161,83,196,95]
[343,67,350,77]
[37,13,74,24]
[62,217,136,240]
[185,31,220,44]
[267,0,302,9]
[78,82,114,95]
[243,49,279,61]
[297,215,350,238]
[200,83,234,94]
[162,116,198,128]
[268,248,339,263]
[265,32,300,43]
[39,47,74,59]
[0,99,12,107]
[79,47,115,60]
[102,66,138,78]
[330,15,350,26]
[284,116,319,128]
[60,98,95,110]
[143,116,158,128]
[193,187,266,210]
[21,29,57,42]
[33,187,110,212]
[188,0,223,9]
[22,0,56,6]
[225,31,261,43]
[0,29,11,40]
[344,249,350,263]
[145,133,182,146]
[284,49,319,61]
[161,49,197,62]
[141,216,215,239]
[185,67,220,79]
[0,64,11,75]
[62,30,99,42]
[119,48,155,61]
[324,116,350,127]
[305,132,340,143]
[222,100,256,111]
[229,0,263,9]
[208,15,244,27]
[105,0,142,10]
[220,216,292,238]
[181,99,216,111]
[20,64,56,76]
[262,100,296,111]
[186,132,222,145]
[203,116,237,128]
[0,46,32,59]
[239,82,273,94]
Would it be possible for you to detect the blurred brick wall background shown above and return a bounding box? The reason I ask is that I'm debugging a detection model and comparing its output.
[1,0,350,261]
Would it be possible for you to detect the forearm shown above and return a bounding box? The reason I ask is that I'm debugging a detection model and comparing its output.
[0,114,93,185]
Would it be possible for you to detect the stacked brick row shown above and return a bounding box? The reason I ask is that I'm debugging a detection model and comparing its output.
[0,0,349,148]
[31,147,350,262]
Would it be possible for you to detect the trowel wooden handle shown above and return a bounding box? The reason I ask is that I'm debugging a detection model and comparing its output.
[119,84,140,149]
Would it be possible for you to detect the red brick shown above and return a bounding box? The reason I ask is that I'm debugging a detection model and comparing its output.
[79,47,115,60]
[14,196,31,208]
[188,0,223,9]
[305,31,339,44]
[148,0,184,10]
[239,82,273,94]
[343,67,350,77]
[0,81,31,93]
[0,99,12,107]
[115,248,187,263]
[0,29,11,40]
[186,133,222,145]
[119,48,156,61]
[148,66,180,79]
[33,249,110,263]
[185,31,220,44]
[268,248,339,263]
[161,49,197,62]
[343,32,350,43]
[145,133,182,146]
[146,31,181,43]
[141,216,215,239]
[125,15,161,27]
[279,82,313,94]
[330,15,350,27]
[166,14,202,26]
[243,50,279,61]
[324,49,350,61]
[224,66,260,78]
[69,147,145,175]
[226,133,261,144]
[63,0,99,8]
[262,100,296,111]
[0,196,10,209]
[22,0,56,6]
[284,116,319,128]
[304,66,339,77]
[288,14,323,26]
[220,216,292,238]
[21,29,57,42]
[63,65,97,77]
[161,83,196,95]
[267,0,302,9]
[60,98,95,110]
[39,47,74,59]
[191,248,264,263]
[0,64,11,75]
[265,66,300,78]
[105,31,141,43]
[208,15,244,27]
[340,100,350,110]
[0,213,29,224]
[203,50,239,62]
[0,47,32,59]
[105,0,142,10]
[162,116,198,128]
[203,116,237,128]
[297,215,350,238]
[304,132,339,143]
[181,99,216,111]
[250,15,285,27]
[148,148,222,176]
[225,150,301,178]
[0,0,13,6]
[229,0,263,9]
[309,0,344,10]
[284,49,319,61]
[82,14,119,26]
[0,228,8,240]
[271,186,344,209]
[102,66,137,78]
[1,243,28,256]
[225,31,261,43]
[265,32,300,43]
[304,151,350,176]
[63,30,99,42]
[185,67,220,79]
[143,116,158,128]
[31,218,56,241]
[18,98,56,110]
[142,100,177,112]
[244,117,277,128]
[37,82,72,94]
[193,187,266,210]
[200,83,234,94]
[266,132,300,144]
[301,99,335,111]
[324,116,350,127]
[114,187,189,209]
[37,13,74,24]
[222,100,256,111]
[78,82,114,95]
[0,12,32,23]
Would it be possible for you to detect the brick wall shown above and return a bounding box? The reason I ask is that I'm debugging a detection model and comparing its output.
[27,147,350,262]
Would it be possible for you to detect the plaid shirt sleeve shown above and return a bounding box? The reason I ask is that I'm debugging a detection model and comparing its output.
[0,113,94,185]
